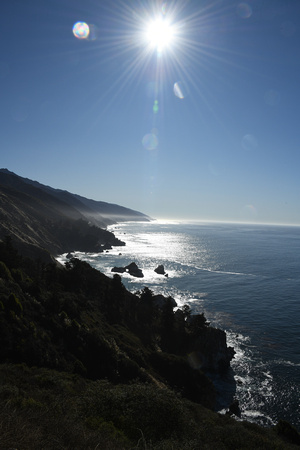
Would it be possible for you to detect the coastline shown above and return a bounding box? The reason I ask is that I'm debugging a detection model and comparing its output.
[77,221,300,430]
[2,228,300,447]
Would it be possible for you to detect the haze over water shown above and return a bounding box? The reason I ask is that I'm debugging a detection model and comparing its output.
[59,221,300,429]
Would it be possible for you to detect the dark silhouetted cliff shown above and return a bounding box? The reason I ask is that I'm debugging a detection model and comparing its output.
[0,169,150,260]
[0,239,299,448]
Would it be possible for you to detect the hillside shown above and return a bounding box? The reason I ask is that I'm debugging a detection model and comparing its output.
[1,169,300,448]
[0,239,299,448]
[0,169,150,261]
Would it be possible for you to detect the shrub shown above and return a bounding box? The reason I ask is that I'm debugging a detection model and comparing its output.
[81,382,187,442]
[0,261,12,281]
[85,416,130,446]
[7,293,23,315]
[11,268,25,283]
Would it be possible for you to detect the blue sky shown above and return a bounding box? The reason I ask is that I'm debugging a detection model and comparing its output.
[1,0,300,224]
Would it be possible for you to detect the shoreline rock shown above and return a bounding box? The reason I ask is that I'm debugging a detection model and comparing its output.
[111,261,144,278]
[154,264,168,277]
[154,264,165,275]
[188,326,235,373]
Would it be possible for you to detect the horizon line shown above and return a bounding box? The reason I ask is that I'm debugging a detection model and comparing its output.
[151,218,300,227]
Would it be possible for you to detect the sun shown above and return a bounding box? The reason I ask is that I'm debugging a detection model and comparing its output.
[145,17,175,52]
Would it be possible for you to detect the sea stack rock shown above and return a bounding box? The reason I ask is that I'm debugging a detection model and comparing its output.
[154,265,168,276]
[154,264,165,274]
[111,266,126,274]
[125,262,144,278]
[111,262,144,278]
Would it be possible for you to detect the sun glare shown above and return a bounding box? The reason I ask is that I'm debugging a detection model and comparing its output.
[145,17,175,52]
[73,1,226,121]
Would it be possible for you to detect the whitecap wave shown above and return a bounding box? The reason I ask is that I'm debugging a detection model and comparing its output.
[274,359,300,367]
[171,259,256,277]
[242,410,276,426]
[194,266,259,277]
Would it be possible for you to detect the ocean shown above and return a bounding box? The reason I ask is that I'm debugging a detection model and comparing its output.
[58,221,300,429]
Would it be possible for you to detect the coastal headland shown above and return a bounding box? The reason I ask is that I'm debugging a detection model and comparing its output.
[0,170,299,448]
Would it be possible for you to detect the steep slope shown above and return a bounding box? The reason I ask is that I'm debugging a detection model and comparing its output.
[0,170,141,260]
[0,169,151,226]
[0,240,299,449]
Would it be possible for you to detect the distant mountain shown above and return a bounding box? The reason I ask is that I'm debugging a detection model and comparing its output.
[0,169,150,260]
[0,169,150,226]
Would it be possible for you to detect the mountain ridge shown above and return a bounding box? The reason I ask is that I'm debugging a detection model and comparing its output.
[0,168,151,225]
[0,169,150,261]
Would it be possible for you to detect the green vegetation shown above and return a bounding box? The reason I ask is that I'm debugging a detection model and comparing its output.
[0,237,299,449]
[0,364,299,449]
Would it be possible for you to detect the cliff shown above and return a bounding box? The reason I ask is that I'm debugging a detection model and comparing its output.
[0,240,217,408]
[1,170,299,448]
[0,241,299,448]
[188,325,235,372]
[0,169,150,261]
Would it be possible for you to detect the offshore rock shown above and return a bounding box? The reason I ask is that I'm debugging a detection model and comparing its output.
[111,266,126,274]
[228,399,241,417]
[154,264,166,275]
[188,327,235,373]
[126,262,144,278]
[111,261,144,278]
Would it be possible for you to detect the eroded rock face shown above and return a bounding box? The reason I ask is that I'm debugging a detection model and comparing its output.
[111,262,144,278]
[188,327,235,373]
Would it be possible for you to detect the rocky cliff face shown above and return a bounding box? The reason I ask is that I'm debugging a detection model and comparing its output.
[188,327,235,372]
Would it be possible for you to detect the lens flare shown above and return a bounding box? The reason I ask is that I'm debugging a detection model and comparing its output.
[142,133,158,150]
[73,22,90,40]
[237,3,252,19]
[153,100,159,113]
[161,3,168,15]
[174,81,188,99]
[76,1,248,133]
[88,24,98,41]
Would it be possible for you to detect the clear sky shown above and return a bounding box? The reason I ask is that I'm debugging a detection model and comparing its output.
[1,0,300,225]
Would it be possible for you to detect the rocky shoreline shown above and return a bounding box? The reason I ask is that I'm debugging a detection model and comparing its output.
[2,233,300,447]
[111,262,169,278]
[109,260,235,372]
[63,254,236,376]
